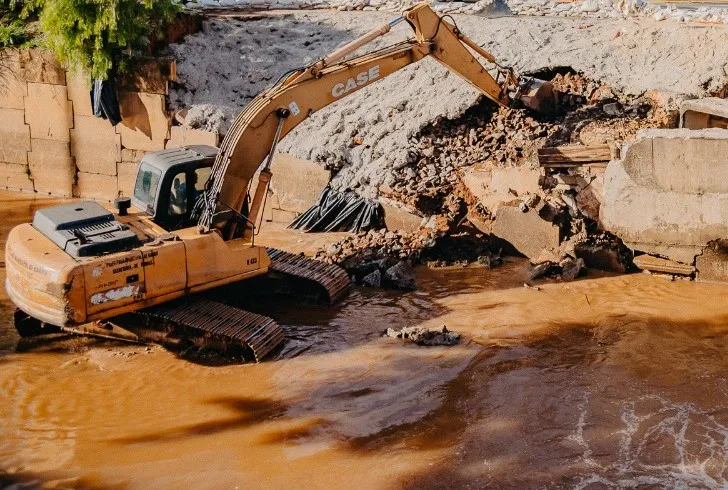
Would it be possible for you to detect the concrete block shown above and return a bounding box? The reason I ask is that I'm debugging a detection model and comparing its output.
[75,172,118,201]
[602,129,728,263]
[0,108,31,164]
[491,204,561,259]
[66,73,93,117]
[461,164,541,213]
[70,115,121,175]
[380,198,423,233]
[697,240,728,283]
[116,92,170,151]
[117,160,140,198]
[19,49,66,85]
[27,139,74,196]
[165,126,219,148]
[0,50,27,110]
[268,153,330,214]
[121,148,146,164]
[25,83,73,142]
[0,162,34,191]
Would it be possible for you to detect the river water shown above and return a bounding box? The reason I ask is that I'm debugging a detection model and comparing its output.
[3,192,728,489]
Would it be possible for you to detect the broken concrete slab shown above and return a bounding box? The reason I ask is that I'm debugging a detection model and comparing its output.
[695,240,728,283]
[601,128,728,264]
[24,83,73,142]
[491,203,561,259]
[680,97,728,129]
[19,49,66,85]
[0,108,31,165]
[116,92,170,151]
[27,139,74,196]
[71,115,122,176]
[75,172,118,201]
[380,198,423,233]
[634,254,694,276]
[461,164,541,214]
[165,126,219,148]
[0,162,34,192]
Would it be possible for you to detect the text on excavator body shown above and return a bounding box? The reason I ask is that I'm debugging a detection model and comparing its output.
[331,65,380,98]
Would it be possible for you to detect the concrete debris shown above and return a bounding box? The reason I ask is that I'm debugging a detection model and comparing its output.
[634,254,694,276]
[695,240,728,283]
[491,203,561,260]
[602,128,728,264]
[384,325,461,346]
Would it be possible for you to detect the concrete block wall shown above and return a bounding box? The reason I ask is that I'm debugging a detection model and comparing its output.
[0,48,220,201]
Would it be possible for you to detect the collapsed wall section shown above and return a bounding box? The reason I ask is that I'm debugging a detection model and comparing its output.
[601,128,728,264]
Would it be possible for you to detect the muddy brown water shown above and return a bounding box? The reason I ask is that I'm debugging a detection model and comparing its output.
[3,192,728,489]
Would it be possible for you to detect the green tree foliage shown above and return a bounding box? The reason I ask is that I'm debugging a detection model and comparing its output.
[0,0,43,47]
[40,0,180,79]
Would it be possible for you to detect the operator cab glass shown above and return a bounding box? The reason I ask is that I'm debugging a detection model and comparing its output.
[133,163,162,215]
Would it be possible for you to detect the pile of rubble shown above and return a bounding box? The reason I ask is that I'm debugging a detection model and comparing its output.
[384,325,461,346]
[312,72,660,287]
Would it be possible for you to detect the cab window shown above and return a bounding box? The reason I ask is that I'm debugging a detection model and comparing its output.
[133,163,161,213]
[168,172,187,216]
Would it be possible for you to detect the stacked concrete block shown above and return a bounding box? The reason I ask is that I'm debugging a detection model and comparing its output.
[24,81,75,196]
[0,48,222,201]
[116,91,171,151]
[0,50,33,192]
[118,149,145,198]
[165,126,219,148]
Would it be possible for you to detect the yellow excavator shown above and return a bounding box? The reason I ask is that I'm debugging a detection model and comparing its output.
[5,3,555,361]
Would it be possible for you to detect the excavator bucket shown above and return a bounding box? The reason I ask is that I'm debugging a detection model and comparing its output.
[517,77,557,115]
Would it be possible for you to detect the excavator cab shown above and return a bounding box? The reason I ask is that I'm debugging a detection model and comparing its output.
[131,145,217,231]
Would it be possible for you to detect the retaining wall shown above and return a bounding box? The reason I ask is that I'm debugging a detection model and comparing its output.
[0,48,219,201]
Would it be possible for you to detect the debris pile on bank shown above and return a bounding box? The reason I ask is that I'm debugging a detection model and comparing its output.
[384,325,461,346]
[313,72,659,285]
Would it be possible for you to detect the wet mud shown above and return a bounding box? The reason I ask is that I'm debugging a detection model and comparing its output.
[3,192,728,489]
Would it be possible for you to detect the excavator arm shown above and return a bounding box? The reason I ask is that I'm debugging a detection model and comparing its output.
[197,2,554,237]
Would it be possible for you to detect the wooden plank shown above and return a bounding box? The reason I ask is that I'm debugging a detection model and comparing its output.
[538,144,612,167]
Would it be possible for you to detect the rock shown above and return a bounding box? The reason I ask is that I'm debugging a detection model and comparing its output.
[383,260,416,290]
[384,325,461,346]
[602,102,622,116]
[362,269,382,287]
[560,256,585,280]
[575,243,628,273]
[529,261,555,280]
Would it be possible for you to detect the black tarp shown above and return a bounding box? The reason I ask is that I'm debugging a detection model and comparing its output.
[91,78,122,126]
[289,186,383,233]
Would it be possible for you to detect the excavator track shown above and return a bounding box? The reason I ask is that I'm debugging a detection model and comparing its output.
[137,298,284,362]
[267,248,351,303]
